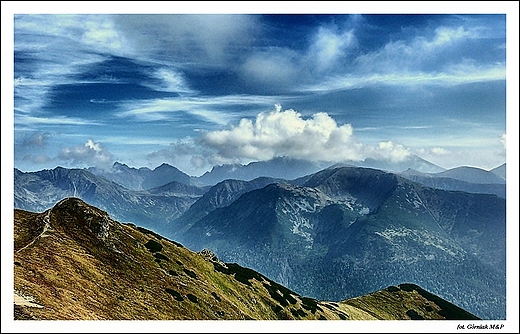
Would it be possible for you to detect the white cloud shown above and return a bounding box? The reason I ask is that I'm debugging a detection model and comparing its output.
[307,27,357,72]
[15,114,103,127]
[117,98,233,125]
[240,50,299,88]
[501,133,506,150]
[431,147,449,155]
[294,23,504,92]
[20,132,52,148]
[147,68,195,94]
[116,94,291,125]
[21,154,52,164]
[58,139,114,168]
[81,16,130,54]
[200,105,413,164]
[429,26,475,48]
[113,14,259,67]
[370,141,411,163]
[14,15,112,118]
[301,65,505,92]
[354,25,478,74]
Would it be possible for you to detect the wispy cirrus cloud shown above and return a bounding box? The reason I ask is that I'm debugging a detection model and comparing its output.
[115,94,293,125]
[300,65,505,92]
[15,114,103,127]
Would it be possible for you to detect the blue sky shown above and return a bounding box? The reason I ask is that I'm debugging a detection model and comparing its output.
[5,3,518,176]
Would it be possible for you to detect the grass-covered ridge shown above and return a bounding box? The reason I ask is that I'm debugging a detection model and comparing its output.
[13,198,480,320]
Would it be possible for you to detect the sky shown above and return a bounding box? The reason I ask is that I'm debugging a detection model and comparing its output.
[2,3,520,332]
[4,4,517,177]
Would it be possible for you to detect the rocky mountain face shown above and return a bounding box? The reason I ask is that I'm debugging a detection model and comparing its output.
[13,198,479,321]
[178,167,506,320]
[14,167,204,235]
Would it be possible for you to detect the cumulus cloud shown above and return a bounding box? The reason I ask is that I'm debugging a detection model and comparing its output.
[500,133,506,150]
[370,141,411,163]
[58,139,114,168]
[199,105,412,165]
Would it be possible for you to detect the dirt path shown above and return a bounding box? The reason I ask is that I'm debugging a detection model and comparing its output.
[16,209,53,254]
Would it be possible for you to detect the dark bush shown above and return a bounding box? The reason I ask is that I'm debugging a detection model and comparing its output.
[211,292,221,302]
[183,268,198,279]
[387,285,400,292]
[270,304,283,314]
[144,239,162,253]
[406,309,424,320]
[301,297,323,314]
[187,294,198,303]
[165,288,183,301]
[153,253,169,261]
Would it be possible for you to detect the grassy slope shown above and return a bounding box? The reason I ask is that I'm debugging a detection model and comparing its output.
[13,198,479,320]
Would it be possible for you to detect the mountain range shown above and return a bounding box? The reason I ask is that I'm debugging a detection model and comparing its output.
[177,166,506,320]
[13,197,480,321]
[84,155,447,189]
[13,158,507,319]
[400,166,506,198]
[14,167,204,235]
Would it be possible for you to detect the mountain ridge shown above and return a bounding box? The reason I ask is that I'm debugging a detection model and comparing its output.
[13,198,480,321]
